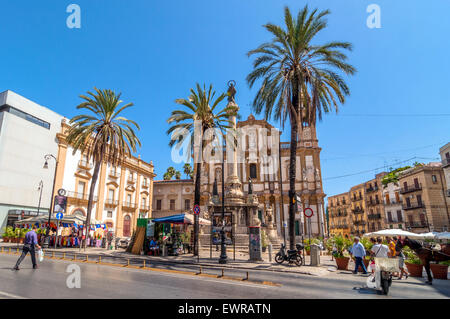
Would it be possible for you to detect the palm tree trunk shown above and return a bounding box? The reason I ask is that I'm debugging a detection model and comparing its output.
[288,85,299,251]
[83,159,101,249]
[193,161,201,256]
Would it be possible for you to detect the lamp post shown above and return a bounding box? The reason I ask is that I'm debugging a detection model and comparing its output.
[37,180,43,215]
[43,154,58,248]
[219,134,227,264]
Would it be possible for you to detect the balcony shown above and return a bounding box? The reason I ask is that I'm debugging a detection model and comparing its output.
[354,220,366,226]
[127,176,137,184]
[78,160,93,169]
[367,213,382,220]
[67,191,98,202]
[140,204,151,211]
[405,222,429,229]
[352,207,364,214]
[402,202,425,210]
[104,199,118,206]
[366,186,379,193]
[109,170,120,178]
[442,158,450,168]
[366,199,380,206]
[384,200,402,206]
[141,181,149,189]
[351,196,363,202]
[400,183,422,194]
[122,201,136,209]
[385,218,404,224]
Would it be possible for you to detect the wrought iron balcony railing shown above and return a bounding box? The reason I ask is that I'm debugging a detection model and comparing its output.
[402,202,425,210]
[400,183,422,194]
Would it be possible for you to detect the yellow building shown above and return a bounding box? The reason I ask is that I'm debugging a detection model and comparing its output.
[53,119,156,238]
[327,192,351,237]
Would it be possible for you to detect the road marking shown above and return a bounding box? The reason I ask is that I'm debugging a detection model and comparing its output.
[0,290,27,299]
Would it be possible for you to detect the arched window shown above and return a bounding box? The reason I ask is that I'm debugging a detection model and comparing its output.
[123,215,131,237]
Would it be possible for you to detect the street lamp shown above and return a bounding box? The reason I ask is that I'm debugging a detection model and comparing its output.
[43,154,58,248]
[37,180,43,215]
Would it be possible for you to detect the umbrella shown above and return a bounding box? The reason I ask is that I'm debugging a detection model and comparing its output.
[436,232,450,240]
[363,229,431,239]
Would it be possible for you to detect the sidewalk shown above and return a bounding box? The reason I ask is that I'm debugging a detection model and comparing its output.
[0,242,338,276]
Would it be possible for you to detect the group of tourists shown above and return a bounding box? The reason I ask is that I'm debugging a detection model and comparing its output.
[350,236,409,279]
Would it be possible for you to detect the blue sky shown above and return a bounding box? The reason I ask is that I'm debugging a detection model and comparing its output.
[1,0,449,204]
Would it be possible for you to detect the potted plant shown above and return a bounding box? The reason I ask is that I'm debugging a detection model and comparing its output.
[404,246,423,277]
[360,237,374,268]
[430,261,449,280]
[2,226,14,242]
[261,229,268,252]
[332,235,352,270]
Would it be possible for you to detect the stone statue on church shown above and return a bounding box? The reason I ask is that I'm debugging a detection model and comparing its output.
[302,167,307,181]
[315,168,320,181]
[227,80,236,103]
[248,177,253,194]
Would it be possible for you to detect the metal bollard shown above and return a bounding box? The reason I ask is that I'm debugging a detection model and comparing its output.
[143,259,146,268]
[52,251,55,259]
[127,259,130,267]
[9,247,12,254]
[86,255,88,262]
[268,244,273,262]
[74,254,77,261]
[62,252,66,259]
[243,271,249,281]
[16,248,19,254]
[219,269,224,278]
[197,266,202,275]
[98,256,102,263]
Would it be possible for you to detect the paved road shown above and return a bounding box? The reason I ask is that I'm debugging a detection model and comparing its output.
[0,254,448,299]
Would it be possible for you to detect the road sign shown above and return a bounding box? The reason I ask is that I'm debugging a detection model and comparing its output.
[283,221,287,228]
[193,204,200,215]
[303,208,313,218]
[56,212,63,220]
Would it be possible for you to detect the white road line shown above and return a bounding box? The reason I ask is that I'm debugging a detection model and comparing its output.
[0,290,27,299]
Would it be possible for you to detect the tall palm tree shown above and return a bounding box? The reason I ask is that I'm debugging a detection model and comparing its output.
[247,6,356,249]
[183,163,194,179]
[167,83,237,256]
[66,88,141,248]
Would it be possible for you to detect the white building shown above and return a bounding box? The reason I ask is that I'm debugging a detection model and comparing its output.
[0,90,64,231]
[382,182,405,229]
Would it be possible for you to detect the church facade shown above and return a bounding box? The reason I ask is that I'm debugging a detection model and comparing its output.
[197,113,327,243]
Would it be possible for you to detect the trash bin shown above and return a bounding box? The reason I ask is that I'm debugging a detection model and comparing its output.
[310,244,320,266]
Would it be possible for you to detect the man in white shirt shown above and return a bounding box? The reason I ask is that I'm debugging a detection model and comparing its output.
[368,237,389,290]
[371,237,389,257]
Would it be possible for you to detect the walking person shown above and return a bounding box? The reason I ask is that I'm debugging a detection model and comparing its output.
[350,237,368,275]
[13,225,41,270]
[395,236,409,280]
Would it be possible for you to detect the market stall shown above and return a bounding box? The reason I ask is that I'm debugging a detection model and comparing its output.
[151,213,210,256]
[14,215,108,248]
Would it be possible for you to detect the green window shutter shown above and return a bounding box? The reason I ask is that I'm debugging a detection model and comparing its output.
[295,221,300,236]
[258,210,263,222]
